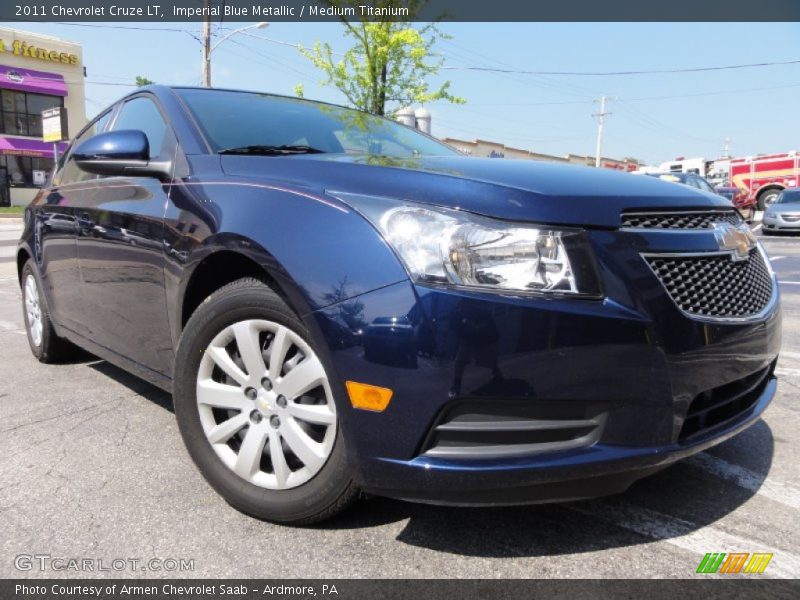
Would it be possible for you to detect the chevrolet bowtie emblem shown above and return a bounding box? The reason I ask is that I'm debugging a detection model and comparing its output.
[713,222,757,262]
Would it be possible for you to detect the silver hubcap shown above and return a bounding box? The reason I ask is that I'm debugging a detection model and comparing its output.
[24,274,43,347]
[196,319,337,490]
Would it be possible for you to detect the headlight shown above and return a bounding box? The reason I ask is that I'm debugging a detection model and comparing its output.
[333,193,601,297]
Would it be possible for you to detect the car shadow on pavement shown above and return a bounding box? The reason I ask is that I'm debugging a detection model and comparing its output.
[322,420,775,558]
[87,359,174,413]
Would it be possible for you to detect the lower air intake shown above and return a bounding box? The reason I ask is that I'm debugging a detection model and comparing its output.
[679,364,773,442]
[420,400,606,460]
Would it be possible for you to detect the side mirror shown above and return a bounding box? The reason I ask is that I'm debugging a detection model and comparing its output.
[72,130,172,179]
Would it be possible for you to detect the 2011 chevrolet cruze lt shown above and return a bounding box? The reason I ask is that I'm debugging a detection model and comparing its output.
[18,86,781,524]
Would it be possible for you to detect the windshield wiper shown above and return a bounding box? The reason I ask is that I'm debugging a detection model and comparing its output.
[218,144,327,156]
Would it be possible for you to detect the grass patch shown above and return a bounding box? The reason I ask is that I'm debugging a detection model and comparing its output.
[0,206,25,214]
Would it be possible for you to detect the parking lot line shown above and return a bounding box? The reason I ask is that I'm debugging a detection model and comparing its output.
[776,367,800,377]
[568,500,800,578]
[0,320,24,333]
[685,453,800,511]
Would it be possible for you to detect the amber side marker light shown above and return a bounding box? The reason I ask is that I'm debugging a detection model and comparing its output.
[345,381,393,412]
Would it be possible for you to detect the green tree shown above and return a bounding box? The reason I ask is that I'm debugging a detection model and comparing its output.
[297,0,463,116]
[135,76,154,87]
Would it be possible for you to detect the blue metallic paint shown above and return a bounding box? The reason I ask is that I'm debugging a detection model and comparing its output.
[17,85,781,505]
[71,129,150,161]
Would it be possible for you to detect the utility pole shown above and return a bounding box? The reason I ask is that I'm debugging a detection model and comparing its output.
[722,137,732,158]
[593,95,614,168]
[198,6,266,88]
[201,0,212,87]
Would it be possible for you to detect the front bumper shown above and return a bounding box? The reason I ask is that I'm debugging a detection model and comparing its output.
[309,228,782,505]
[763,214,800,231]
[360,374,776,505]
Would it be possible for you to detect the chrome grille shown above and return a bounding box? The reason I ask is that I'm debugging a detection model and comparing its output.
[645,249,773,319]
[621,210,742,229]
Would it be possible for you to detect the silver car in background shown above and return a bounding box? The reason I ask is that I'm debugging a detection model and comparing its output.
[763,188,800,235]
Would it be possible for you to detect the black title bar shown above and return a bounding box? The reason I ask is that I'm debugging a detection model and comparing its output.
[3,0,800,22]
[5,579,800,600]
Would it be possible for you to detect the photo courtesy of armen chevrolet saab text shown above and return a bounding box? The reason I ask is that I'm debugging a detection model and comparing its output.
[17,86,781,524]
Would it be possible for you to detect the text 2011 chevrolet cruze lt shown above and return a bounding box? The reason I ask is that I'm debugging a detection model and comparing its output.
[18,86,781,523]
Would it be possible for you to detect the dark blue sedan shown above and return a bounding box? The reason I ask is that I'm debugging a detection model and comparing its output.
[17,86,781,523]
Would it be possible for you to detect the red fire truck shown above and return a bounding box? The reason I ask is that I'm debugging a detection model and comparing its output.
[730,152,800,210]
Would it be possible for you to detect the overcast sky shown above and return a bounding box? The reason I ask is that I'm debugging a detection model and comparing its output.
[8,21,800,164]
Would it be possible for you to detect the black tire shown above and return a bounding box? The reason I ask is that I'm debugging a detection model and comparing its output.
[757,189,780,211]
[20,259,79,363]
[173,277,359,524]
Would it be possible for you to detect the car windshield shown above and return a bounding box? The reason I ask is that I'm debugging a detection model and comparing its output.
[776,191,800,204]
[176,88,459,159]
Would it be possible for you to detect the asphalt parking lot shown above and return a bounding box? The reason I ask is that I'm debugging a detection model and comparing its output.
[0,217,799,579]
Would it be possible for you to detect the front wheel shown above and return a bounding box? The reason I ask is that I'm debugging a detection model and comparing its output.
[173,278,358,524]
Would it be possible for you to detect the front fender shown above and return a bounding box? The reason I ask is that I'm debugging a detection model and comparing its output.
[165,177,409,347]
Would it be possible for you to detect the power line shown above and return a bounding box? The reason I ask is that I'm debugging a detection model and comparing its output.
[51,22,192,33]
[614,102,720,145]
[235,31,346,56]
[13,23,800,79]
[438,38,598,99]
[440,58,800,76]
[223,38,318,83]
[452,82,800,107]
[468,99,593,108]
[621,82,800,102]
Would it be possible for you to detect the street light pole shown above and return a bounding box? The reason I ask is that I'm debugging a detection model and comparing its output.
[200,7,268,88]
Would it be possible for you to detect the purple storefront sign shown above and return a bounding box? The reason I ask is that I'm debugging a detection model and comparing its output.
[0,136,68,158]
[0,64,68,96]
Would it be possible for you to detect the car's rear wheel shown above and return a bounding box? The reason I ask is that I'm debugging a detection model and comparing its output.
[173,277,358,524]
[21,259,79,363]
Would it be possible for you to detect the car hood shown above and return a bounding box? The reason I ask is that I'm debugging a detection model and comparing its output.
[220,154,733,228]
[767,202,800,214]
